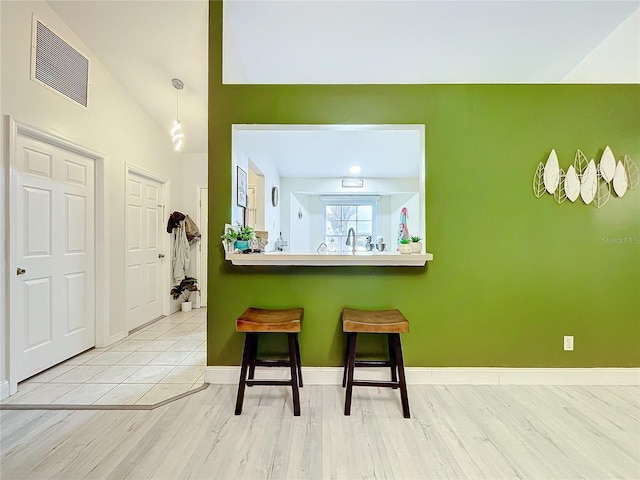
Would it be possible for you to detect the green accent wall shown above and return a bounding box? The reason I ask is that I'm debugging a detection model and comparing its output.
[208,2,639,367]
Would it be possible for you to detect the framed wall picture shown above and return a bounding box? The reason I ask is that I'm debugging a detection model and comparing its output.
[237,166,247,208]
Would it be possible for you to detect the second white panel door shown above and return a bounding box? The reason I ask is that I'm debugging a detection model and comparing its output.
[126,171,164,331]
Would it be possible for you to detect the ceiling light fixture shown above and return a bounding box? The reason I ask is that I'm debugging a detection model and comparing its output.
[171,78,184,151]
[349,165,361,174]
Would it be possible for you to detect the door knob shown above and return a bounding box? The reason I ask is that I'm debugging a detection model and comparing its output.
[17,267,26,275]
[158,253,165,259]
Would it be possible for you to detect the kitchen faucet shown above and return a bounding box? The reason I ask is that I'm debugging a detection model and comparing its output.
[345,227,356,253]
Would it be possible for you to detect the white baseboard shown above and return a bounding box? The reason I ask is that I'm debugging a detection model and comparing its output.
[205,366,640,386]
[0,380,9,400]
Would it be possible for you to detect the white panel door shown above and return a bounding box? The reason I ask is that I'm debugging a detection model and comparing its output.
[13,134,95,382]
[126,172,163,331]
[199,188,208,307]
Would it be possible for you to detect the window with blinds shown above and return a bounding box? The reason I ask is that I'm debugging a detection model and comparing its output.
[32,19,89,108]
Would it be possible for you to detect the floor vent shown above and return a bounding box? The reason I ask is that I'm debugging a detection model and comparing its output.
[32,20,89,108]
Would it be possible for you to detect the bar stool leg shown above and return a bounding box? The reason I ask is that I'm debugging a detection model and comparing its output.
[247,334,259,385]
[294,333,303,388]
[392,333,410,418]
[287,333,301,416]
[344,332,357,416]
[341,335,350,388]
[235,333,256,415]
[387,334,398,388]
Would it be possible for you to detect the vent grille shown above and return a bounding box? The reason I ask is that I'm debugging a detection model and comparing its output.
[34,21,89,107]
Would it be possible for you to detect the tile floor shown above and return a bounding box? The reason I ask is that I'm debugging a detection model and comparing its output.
[2,308,207,406]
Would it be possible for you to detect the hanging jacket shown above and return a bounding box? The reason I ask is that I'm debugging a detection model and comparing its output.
[172,220,190,282]
[184,215,201,244]
[167,211,185,233]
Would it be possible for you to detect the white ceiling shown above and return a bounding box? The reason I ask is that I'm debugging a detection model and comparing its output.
[224,0,640,84]
[234,125,424,178]
[48,0,210,154]
[48,0,639,163]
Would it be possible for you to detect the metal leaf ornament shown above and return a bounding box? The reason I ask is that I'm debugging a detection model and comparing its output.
[613,161,628,197]
[543,150,560,194]
[574,149,589,179]
[599,146,616,183]
[554,168,567,204]
[580,159,598,205]
[564,165,580,202]
[593,171,611,209]
[533,162,545,198]
[624,155,639,190]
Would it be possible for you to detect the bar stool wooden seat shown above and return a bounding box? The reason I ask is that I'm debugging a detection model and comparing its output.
[342,308,410,418]
[234,307,303,416]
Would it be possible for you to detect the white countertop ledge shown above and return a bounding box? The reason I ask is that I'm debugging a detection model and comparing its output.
[225,251,433,266]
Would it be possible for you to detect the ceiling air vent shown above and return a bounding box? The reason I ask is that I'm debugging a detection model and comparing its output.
[32,19,89,108]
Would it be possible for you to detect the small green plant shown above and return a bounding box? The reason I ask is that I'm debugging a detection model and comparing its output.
[411,236,422,243]
[399,238,411,245]
[221,228,238,243]
[236,225,255,241]
[171,277,199,302]
[221,223,254,242]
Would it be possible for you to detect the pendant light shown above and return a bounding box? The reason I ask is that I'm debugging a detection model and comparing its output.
[171,78,184,151]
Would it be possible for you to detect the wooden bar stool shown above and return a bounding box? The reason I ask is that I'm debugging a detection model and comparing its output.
[234,307,303,416]
[342,308,410,418]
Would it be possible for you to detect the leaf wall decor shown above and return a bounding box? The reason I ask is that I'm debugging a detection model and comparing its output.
[580,159,597,204]
[554,169,567,204]
[624,155,639,190]
[599,146,616,182]
[565,165,580,202]
[534,149,636,208]
[543,149,560,194]
[574,149,589,179]
[613,161,628,197]
[533,162,545,198]
[593,171,611,209]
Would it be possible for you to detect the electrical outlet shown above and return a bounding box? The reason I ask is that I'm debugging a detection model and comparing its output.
[564,336,574,351]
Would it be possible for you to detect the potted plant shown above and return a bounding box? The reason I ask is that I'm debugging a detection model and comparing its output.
[410,235,423,253]
[221,225,238,252]
[221,223,255,252]
[171,276,199,312]
[398,237,412,254]
[234,224,255,251]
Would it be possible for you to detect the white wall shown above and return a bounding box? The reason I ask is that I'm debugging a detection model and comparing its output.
[0,1,183,393]
[289,193,312,252]
[281,177,421,252]
[563,8,640,83]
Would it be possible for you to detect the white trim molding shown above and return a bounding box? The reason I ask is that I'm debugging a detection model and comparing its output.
[0,380,9,401]
[205,366,640,386]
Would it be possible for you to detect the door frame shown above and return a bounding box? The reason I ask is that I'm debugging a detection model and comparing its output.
[7,117,109,394]
[196,185,208,307]
[125,164,171,327]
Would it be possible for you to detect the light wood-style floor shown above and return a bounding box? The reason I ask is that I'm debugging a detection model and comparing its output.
[1,384,638,479]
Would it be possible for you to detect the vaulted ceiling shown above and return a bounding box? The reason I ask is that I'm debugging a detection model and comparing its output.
[49,0,639,160]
